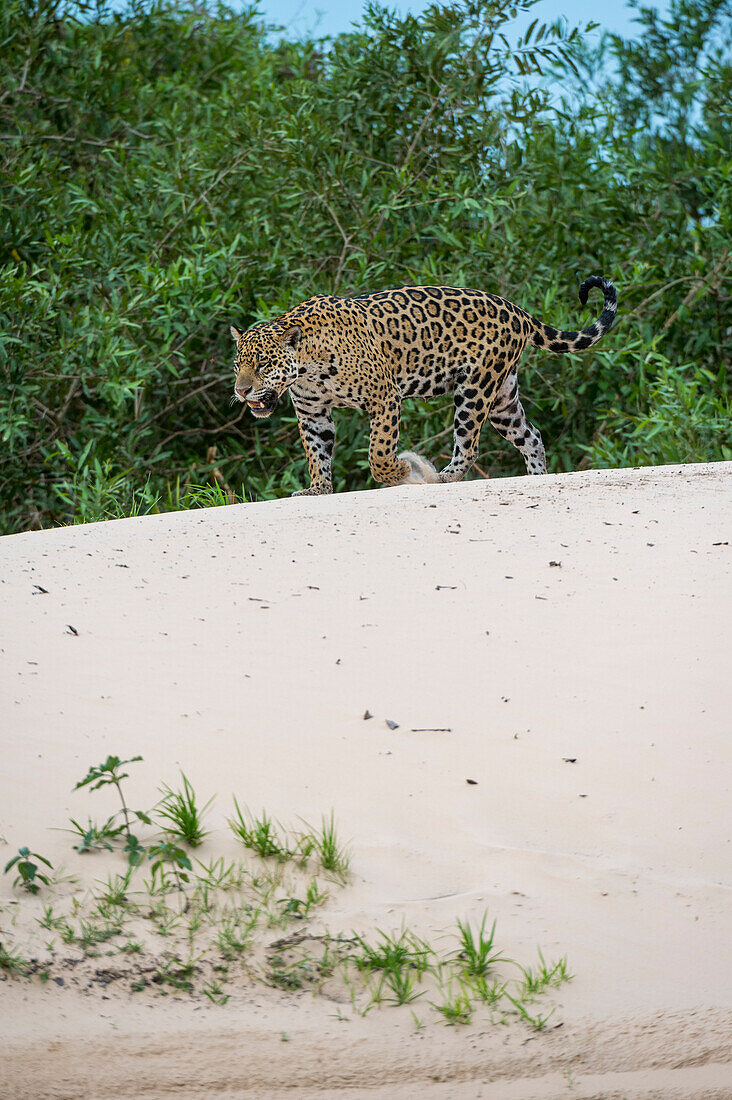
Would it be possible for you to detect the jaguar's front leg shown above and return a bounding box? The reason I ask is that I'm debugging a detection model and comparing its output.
[438,381,491,483]
[292,401,335,496]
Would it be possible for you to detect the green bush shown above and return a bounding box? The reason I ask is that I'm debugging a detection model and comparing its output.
[1,0,729,532]
[588,355,732,468]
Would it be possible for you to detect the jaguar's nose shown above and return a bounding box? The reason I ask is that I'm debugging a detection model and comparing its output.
[235,385,251,400]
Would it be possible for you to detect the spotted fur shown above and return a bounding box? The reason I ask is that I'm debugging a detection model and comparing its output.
[230,275,617,494]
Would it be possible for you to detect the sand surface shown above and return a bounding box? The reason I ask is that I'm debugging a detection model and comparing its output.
[1,462,731,1098]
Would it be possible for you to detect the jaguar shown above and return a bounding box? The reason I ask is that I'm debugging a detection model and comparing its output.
[231,275,617,494]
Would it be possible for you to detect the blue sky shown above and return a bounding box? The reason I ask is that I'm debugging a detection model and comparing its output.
[256,0,671,41]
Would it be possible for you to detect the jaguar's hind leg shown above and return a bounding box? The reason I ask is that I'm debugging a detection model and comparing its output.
[488,373,546,475]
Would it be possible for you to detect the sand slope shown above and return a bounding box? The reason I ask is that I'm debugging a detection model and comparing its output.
[1,463,731,1098]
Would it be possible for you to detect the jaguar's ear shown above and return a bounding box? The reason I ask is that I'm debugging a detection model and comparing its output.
[230,324,244,342]
[281,325,302,350]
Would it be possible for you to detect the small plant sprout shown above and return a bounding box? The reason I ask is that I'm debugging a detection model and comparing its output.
[215,908,257,959]
[517,949,573,997]
[4,847,54,894]
[68,816,120,854]
[202,979,230,1005]
[96,867,134,908]
[147,842,193,896]
[195,856,240,890]
[504,993,556,1031]
[316,933,341,980]
[153,952,197,992]
[305,877,327,911]
[37,906,74,945]
[432,979,474,1026]
[75,914,122,952]
[37,904,62,931]
[268,949,320,991]
[536,949,573,987]
[59,920,76,946]
[470,975,507,1005]
[157,773,213,847]
[278,878,327,921]
[148,898,183,937]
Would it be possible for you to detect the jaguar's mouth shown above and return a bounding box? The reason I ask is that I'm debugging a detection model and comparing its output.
[246,393,277,418]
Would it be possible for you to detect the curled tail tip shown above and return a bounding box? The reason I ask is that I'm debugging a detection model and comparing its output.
[578,274,617,307]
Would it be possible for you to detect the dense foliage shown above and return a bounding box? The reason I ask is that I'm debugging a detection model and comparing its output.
[1,0,729,532]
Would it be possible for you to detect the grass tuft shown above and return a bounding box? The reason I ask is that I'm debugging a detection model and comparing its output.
[157,773,213,848]
[455,913,502,978]
[0,943,31,977]
[353,927,433,981]
[229,800,293,861]
[312,812,351,882]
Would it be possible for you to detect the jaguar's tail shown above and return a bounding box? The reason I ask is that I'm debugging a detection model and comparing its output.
[527,275,617,353]
[398,451,441,484]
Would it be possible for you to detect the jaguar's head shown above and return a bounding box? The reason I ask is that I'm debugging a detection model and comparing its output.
[230,322,302,418]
